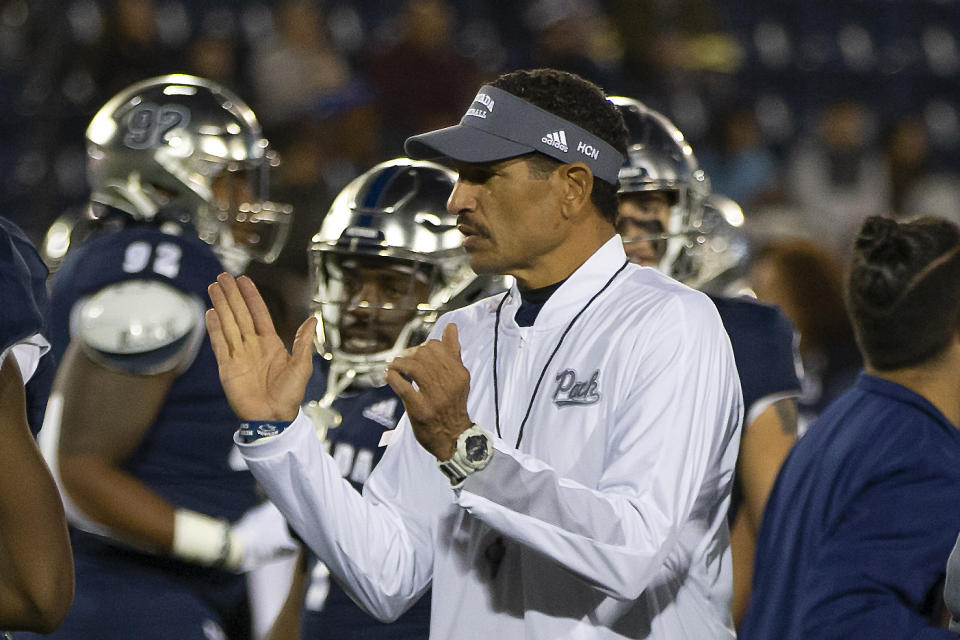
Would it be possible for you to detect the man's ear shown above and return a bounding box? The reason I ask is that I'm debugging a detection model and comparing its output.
[557,162,593,220]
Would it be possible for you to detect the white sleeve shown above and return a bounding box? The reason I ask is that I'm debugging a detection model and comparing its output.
[0,332,50,384]
[455,295,743,602]
[237,411,444,622]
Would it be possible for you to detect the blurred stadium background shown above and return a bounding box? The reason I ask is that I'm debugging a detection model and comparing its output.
[3,0,960,270]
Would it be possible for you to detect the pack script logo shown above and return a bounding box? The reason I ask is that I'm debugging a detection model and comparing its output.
[553,369,601,406]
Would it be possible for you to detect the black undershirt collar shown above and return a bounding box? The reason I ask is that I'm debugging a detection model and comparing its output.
[514,278,567,327]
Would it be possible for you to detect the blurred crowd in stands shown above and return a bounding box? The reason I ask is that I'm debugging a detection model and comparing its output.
[3,0,960,363]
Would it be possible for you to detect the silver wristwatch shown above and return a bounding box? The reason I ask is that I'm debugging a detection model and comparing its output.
[437,424,494,488]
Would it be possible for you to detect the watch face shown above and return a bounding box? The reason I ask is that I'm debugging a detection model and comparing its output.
[464,434,489,462]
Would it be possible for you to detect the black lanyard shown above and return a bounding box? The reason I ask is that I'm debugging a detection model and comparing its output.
[492,260,629,448]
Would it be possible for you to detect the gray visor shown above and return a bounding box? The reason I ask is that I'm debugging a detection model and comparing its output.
[405,86,625,185]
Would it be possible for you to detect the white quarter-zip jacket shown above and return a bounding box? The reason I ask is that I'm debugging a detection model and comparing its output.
[238,236,743,639]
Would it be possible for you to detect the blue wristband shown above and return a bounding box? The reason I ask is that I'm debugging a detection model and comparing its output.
[238,419,293,444]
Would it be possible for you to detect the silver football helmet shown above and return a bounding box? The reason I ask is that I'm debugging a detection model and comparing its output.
[85,74,292,273]
[309,158,490,403]
[611,96,746,292]
[691,194,751,294]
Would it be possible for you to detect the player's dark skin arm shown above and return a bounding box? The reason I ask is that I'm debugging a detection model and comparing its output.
[730,397,798,627]
[56,341,180,551]
[0,353,73,631]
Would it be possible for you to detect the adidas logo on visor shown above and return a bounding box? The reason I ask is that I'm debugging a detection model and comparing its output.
[541,130,568,153]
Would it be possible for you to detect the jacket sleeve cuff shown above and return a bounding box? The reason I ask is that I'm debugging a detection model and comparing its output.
[234,408,314,459]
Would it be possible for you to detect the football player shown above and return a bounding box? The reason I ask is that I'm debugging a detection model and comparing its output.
[267,158,493,639]
[0,217,73,633]
[611,96,802,626]
[30,75,296,640]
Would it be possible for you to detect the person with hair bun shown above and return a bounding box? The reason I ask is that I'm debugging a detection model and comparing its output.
[741,215,960,639]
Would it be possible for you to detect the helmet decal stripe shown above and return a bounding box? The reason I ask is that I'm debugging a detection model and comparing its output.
[359,165,402,210]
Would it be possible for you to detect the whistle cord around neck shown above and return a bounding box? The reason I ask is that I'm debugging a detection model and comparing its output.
[492,260,629,448]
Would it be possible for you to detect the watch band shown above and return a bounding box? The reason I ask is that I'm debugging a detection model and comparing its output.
[437,424,493,488]
[238,419,293,444]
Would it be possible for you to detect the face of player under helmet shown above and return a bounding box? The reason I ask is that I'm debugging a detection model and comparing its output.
[85,74,292,273]
[309,158,489,394]
[610,96,749,292]
[610,96,712,282]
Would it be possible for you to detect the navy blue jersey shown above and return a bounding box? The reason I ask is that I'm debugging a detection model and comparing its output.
[299,358,431,639]
[29,528,251,640]
[35,225,259,640]
[48,223,258,521]
[34,222,259,640]
[741,374,960,640]
[709,295,800,419]
[0,216,53,436]
[710,295,801,524]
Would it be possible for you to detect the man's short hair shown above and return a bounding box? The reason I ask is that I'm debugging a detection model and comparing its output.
[847,215,960,370]
[489,69,628,224]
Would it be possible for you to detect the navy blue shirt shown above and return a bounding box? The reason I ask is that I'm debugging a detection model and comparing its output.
[710,295,801,523]
[0,216,53,436]
[299,358,431,639]
[741,374,960,639]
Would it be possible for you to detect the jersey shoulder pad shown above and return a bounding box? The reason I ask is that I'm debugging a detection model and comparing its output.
[73,279,205,375]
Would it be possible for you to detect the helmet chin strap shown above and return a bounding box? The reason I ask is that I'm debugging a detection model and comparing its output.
[323,319,424,398]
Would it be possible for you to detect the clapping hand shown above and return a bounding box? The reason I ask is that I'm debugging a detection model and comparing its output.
[206,273,316,421]
[386,323,473,460]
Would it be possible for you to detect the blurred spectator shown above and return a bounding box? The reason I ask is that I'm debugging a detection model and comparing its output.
[887,114,960,226]
[750,239,862,431]
[902,173,960,226]
[608,0,729,95]
[786,100,890,253]
[525,0,623,90]
[248,0,351,126]
[187,33,239,89]
[186,5,247,93]
[95,0,187,95]
[700,108,780,210]
[884,114,930,216]
[364,0,482,155]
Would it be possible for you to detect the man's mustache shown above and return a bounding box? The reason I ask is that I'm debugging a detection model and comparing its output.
[457,215,491,238]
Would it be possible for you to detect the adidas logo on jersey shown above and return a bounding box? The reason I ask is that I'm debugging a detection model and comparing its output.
[542,130,568,152]
[363,397,399,428]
